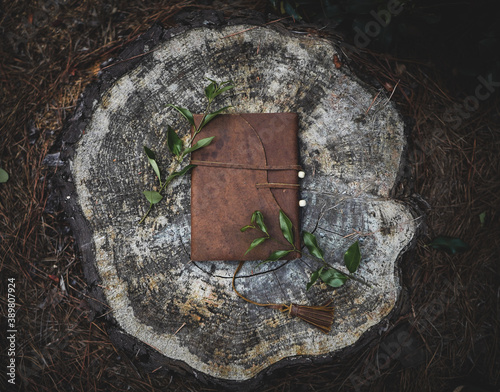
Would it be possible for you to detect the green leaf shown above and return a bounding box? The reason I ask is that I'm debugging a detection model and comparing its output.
[303,231,324,261]
[167,104,195,127]
[200,106,232,129]
[212,84,234,99]
[0,168,9,183]
[165,164,196,183]
[166,125,183,156]
[240,225,255,232]
[176,163,197,176]
[306,267,323,291]
[204,82,216,100]
[428,236,469,255]
[252,211,268,235]
[143,146,161,185]
[279,209,294,245]
[182,136,214,157]
[344,241,361,273]
[143,190,163,204]
[204,77,218,85]
[204,78,233,91]
[264,249,293,263]
[319,268,348,288]
[251,211,258,224]
[244,237,268,255]
[144,146,155,160]
[479,211,486,227]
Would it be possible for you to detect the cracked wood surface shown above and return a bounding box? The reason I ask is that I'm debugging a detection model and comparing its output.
[62,23,417,384]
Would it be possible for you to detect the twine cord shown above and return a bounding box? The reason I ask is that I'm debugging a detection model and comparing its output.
[231,261,335,333]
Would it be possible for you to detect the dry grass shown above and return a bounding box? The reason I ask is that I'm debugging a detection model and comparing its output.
[1,1,499,391]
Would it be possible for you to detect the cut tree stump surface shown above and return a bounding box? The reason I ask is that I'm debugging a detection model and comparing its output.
[61,22,417,385]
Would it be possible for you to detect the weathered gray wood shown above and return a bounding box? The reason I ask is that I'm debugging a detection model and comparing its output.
[61,23,417,385]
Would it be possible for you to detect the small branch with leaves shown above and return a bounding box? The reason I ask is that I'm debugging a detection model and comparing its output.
[236,209,369,333]
[242,209,369,291]
[139,79,233,224]
[241,210,299,261]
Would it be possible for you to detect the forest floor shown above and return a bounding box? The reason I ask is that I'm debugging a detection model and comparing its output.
[1,1,499,391]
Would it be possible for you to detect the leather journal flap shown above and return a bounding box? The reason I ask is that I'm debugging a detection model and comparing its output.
[190,113,300,261]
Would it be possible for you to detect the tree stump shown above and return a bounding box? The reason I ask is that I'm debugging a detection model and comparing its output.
[61,21,418,387]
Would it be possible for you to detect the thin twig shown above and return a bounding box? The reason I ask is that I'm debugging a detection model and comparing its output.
[174,322,186,335]
[222,16,291,39]
[100,48,160,71]
[386,79,400,103]
[365,90,382,114]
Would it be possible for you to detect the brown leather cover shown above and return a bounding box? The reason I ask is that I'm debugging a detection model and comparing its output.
[190,113,301,261]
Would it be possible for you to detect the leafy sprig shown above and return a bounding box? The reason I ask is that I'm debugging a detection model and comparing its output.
[241,210,300,262]
[304,239,363,290]
[242,209,367,290]
[139,79,233,224]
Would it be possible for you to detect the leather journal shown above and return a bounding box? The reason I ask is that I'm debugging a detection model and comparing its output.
[190,113,301,261]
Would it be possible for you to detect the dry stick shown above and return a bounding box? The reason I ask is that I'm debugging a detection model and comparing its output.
[174,322,186,335]
[151,366,163,374]
[365,90,382,114]
[232,261,335,333]
[100,48,160,71]
[386,79,400,103]
[222,16,292,39]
